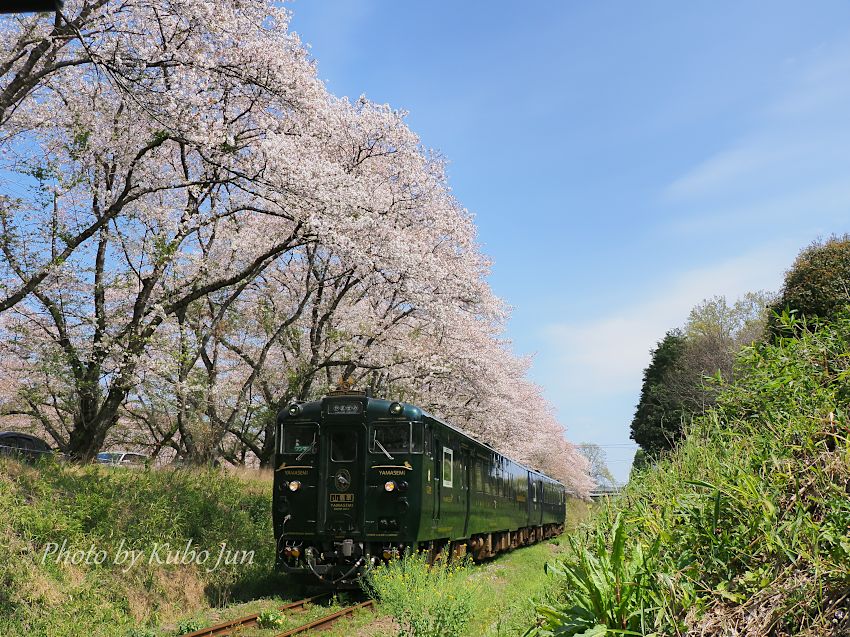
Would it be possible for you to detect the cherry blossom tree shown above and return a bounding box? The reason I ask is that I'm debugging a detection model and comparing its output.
[0,0,357,459]
[0,1,591,495]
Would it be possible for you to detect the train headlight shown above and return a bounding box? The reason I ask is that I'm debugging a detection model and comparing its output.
[388,402,403,415]
[287,403,301,416]
[288,480,302,492]
[290,547,300,559]
[384,480,396,492]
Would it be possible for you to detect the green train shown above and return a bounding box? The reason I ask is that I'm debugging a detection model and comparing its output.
[273,390,566,586]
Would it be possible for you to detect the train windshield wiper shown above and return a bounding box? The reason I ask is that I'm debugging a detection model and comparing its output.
[296,435,317,461]
[373,432,394,460]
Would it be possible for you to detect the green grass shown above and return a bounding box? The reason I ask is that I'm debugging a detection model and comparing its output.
[358,535,582,637]
[164,594,376,637]
[468,538,572,637]
[528,315,850,636]
[0,461,291,637]
[0,456,580,637]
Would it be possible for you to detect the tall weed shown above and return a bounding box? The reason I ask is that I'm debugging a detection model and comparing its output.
[530,513,660,636]
[362,551,475,637]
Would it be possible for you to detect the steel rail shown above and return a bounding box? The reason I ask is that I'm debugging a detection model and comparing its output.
[273,599,375,637]
[180,593,330,637]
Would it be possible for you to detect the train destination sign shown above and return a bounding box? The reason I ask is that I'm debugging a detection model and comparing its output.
[327,401,363,415]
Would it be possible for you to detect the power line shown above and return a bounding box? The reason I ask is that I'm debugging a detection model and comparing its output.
[577,443,639,448]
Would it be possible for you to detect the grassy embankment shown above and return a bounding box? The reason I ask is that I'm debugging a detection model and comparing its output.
[0,461,288,637]
[0,456,593,637]
[530,316,850,636]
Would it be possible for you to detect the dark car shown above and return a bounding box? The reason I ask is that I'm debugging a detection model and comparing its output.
[0,431,54,463]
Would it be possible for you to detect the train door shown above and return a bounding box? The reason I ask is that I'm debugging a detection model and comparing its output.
[462,447,471,537]
[320,425,364,536]
[540,481,546,524]
[536,478,544,525]
[432,434,441,523]
[529,474,542,526]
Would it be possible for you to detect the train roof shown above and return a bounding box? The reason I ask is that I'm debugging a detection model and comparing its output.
[279,392,565,488]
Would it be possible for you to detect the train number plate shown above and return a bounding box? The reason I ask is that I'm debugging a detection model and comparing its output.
[329,492,354,510]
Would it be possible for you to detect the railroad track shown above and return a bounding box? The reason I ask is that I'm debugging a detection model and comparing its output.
[181,593,374,637]
[275,600,374,636]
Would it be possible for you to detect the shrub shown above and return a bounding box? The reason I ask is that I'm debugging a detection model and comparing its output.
[768,234,850,330]
[175,618,202,634]
[362,551,475,637]
[256,609,286,629]
[534,513,660,636]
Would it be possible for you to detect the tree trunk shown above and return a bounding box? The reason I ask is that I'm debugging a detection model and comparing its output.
[66,397,111,462]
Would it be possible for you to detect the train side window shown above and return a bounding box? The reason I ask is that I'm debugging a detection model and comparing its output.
[442,447,453,487]
[371,424,410,453]
[532,480,537,503]
[475,460,484,493]
[330,430,357,462]
[412,422,424,453]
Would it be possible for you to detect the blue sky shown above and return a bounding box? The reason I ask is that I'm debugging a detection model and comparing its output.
[289,1,850,481]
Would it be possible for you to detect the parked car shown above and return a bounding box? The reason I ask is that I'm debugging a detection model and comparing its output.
[0,431,54,463]
[96,451,149,467]
[170,456,221,469]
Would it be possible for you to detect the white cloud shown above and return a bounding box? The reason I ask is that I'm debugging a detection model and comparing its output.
[543,243,793,398]
[661,42,850,231]
[663,142,814,203]
[669,177,850,236]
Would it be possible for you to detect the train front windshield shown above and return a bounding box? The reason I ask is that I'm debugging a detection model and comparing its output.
[281,424,317,455]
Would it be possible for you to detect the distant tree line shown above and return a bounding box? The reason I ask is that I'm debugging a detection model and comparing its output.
[631,234,850,471]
